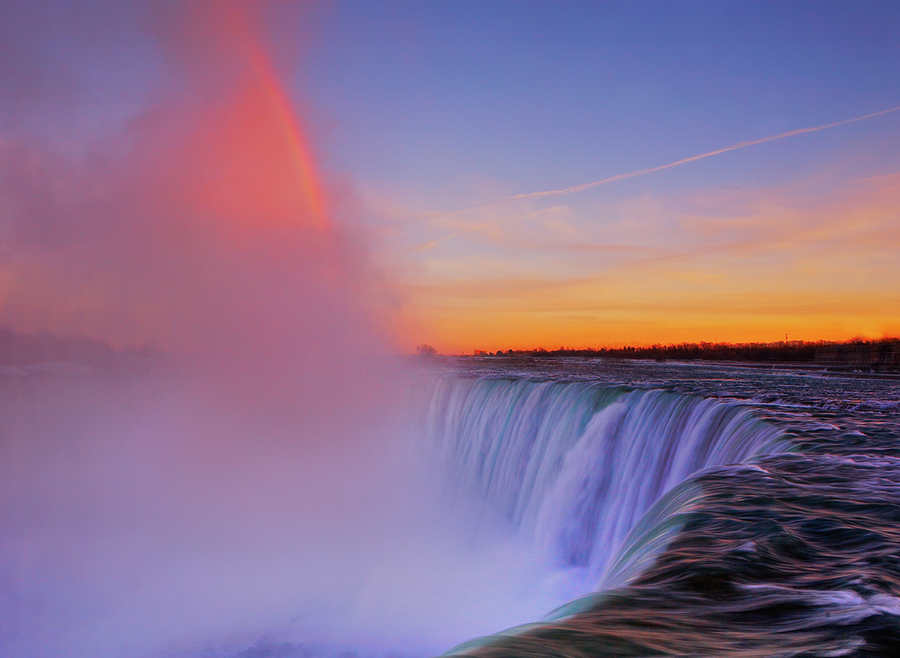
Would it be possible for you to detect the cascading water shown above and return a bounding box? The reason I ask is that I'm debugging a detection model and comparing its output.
[404,375,786,589]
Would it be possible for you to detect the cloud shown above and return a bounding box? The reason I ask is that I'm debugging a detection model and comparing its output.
[406,104,900,252]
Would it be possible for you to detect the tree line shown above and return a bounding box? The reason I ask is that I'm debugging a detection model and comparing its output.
[475,338,900,364]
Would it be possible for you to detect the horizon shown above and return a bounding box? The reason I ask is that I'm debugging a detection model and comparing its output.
[2,324,899,362]
[429,336,900,358]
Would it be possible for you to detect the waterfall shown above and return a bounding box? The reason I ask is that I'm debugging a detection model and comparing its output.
[404,375,785,586]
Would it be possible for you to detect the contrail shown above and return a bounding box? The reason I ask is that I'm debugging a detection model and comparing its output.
[511,104,900,201]
[409,104,900,252]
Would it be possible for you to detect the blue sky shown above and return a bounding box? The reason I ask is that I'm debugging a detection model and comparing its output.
[304,1,900,199]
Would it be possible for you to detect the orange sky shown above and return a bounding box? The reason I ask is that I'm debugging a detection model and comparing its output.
[388,168,900,353]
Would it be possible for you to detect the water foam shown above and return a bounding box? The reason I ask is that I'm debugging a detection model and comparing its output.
[405,376,786,588]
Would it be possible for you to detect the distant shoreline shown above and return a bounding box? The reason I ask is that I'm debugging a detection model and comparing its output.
[451,339,900,375]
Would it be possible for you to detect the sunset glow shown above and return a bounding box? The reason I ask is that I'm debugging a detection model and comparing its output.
[399,168,900,353]
[1,1,898,353]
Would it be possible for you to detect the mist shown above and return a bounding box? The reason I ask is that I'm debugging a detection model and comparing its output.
[0,3,578,657]
[0,0,380,653]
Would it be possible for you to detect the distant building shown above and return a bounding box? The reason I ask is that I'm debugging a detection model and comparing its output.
[815,344,900,368]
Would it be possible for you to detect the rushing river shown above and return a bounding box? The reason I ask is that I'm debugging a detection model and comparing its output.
[415,357,900,657]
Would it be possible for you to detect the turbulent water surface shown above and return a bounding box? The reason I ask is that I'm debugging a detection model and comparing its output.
[420,357,900,657]
[3,357,900,657]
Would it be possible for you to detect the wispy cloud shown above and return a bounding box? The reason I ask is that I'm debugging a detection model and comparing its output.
[403,207,558,253]
[409,105,900,252]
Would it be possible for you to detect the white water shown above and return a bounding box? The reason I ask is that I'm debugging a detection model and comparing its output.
[404,376,785,589]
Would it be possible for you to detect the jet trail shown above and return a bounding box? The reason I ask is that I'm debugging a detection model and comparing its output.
[409,104,900,252]
[511,104,900,201]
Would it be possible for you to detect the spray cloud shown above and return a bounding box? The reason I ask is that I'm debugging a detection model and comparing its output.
[0,2,412,656]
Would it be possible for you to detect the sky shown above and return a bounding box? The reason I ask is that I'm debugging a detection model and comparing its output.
[1,1,899,354]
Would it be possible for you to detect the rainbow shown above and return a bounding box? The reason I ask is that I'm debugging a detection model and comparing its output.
[227,8,330,232]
